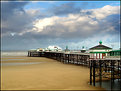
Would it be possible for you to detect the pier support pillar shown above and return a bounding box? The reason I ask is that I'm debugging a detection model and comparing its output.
[99,60,102,87]
[90,60,92,85]
[93,60,96,86]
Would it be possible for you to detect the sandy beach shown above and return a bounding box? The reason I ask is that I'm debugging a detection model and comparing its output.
[1,56,104,90]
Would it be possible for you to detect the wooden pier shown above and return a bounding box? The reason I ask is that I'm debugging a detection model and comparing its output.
[28,51,121,90]
[90,59,121,89]
[28,51,90,66]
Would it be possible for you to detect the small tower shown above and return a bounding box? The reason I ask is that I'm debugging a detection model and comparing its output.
[81,46,86,53]
[65,45,70,52]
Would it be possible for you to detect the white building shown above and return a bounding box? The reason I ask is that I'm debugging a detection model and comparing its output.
[36,48,44,52]
[47,46,62,52]
[81,46,86,53]
[89,41,112,59]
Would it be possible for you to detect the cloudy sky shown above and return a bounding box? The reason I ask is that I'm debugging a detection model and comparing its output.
[1,1,120,51]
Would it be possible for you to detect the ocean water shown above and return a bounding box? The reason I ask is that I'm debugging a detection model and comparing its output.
[1,51,28,57]
[1,62,44,66]
[1,50,39,66]
[1,58,25,61]
[95,79,121,90]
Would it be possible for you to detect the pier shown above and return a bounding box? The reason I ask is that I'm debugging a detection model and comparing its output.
[28,51,121,90]
[90,59,121,89]
[28,51,90,66]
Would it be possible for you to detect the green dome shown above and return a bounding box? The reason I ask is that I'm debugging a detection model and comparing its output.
[82,46,84,49]
[99,40,102,45]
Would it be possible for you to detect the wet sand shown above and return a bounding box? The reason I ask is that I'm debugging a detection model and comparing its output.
[1,56,104,90]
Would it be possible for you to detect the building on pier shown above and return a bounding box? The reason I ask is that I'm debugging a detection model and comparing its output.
[81,46,86,53]
[64,46,70,52]
[108,49,121,56]
[37,48,44,52]
[105,49,121,59]
[46,46,62,52]
[29,49,37,52]
[89,41,112,59]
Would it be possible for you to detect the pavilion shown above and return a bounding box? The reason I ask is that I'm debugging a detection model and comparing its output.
[89,41,112,59]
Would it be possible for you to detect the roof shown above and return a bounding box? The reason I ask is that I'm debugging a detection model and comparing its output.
[89,44,112,50]
[90,51,109,53]
[109,50,121,52]
[64,49,70,51]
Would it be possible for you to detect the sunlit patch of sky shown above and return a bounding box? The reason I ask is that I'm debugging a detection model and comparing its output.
[24,1,120,10]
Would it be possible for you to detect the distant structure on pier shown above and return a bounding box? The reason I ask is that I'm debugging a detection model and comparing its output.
[107,49,121,58]
[31,46,62,52]
[28,41,120,58]
[46,46,62,52]
[89,41,112,59]
[81,46,86,53]
[37,48,43,52]
[64,46,70,52]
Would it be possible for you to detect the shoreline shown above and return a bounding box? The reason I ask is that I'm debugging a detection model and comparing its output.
[1,56,105,90]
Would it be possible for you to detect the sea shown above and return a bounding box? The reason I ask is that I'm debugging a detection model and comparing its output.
[95,79,121,90]
[0,50,37,66]
[1,50,28,57]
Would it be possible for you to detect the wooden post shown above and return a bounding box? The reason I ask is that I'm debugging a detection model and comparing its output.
[79,55,82,64]
[68,54,70,63]
[59,53,61,61]
[111,60,114,90]
[73,54,74,64]
[62,53,63,62]
[56,53,58,60]
[70,54,72,63]
[63,53,65,63]
[112,60,115,83]
[90,60,92,85]
[77,54,78,64]
[93,60,96,86]
[28,51,29,56]
[118,60,119,82]
[99,60,102,87]
[30,52,32,57]
[104,62,107,72]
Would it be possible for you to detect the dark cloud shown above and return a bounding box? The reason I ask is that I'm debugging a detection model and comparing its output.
[1,2,30,34]
[96,14,120,35]
[1,2,28,20]
[49,2,81,15]
[1,1,45,36]
[105,14,120,33]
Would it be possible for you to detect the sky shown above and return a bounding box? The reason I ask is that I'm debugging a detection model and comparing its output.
[1,1,120,51]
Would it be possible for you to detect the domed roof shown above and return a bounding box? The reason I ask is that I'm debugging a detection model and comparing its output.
[99,40,102,45]
[48,46,62,50]
[81,46,86,50]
